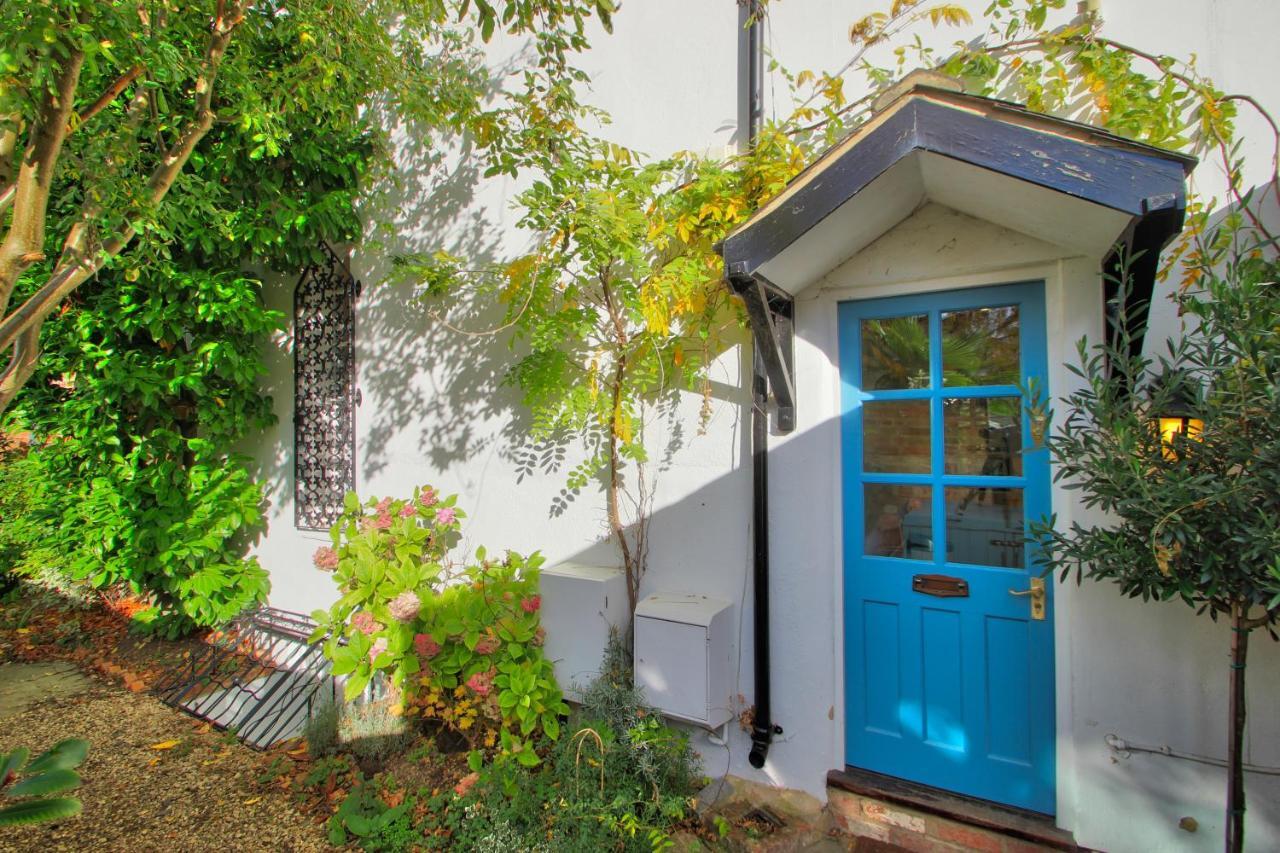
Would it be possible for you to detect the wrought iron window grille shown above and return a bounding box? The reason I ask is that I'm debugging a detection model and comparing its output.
[294,241,358,531]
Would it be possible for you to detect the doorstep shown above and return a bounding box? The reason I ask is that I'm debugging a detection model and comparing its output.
[828,767,1084,853]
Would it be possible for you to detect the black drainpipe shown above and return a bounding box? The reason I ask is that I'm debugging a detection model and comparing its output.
[742,1,780,770]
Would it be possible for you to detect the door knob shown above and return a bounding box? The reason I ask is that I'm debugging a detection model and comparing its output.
[1008,576,1046,620]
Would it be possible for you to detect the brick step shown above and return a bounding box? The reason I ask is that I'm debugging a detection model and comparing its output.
[828,768,1083,853]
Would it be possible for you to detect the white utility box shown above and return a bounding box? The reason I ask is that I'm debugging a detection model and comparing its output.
[634,594,734,729]
[538,563,629,700]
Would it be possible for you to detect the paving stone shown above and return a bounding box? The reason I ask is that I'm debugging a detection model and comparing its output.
[0,661,92,718]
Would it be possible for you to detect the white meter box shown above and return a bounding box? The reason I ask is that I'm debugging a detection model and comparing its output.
[538,563,628,700]
[634,594,734,729]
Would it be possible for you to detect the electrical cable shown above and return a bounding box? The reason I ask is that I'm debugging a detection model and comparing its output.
[1105,733,1280,776]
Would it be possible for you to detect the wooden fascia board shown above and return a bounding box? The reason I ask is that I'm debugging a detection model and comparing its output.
[720,96,1188,278]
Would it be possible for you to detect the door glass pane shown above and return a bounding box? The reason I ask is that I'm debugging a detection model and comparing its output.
[942,306,1019,386]
[865,484,932,560]
[944,486,1024,568]
[944,397,1022,476]
[864,400,930,474]
[861,315,930,390]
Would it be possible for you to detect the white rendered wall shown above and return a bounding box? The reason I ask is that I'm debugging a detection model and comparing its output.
[244,3,1280,851]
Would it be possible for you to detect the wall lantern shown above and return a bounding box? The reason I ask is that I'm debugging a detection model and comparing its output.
[1152,373,1203,456]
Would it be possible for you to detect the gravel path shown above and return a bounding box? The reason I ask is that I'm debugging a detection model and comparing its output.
[0,674,330,853]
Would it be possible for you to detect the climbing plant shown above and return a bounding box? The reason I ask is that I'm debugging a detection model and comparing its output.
[403,121,814,615]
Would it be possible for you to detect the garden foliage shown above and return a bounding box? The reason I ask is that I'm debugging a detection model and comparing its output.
[1,0,612,633]
[1031,241,1280,615]
[320,639,702,853]
[310,487,568,764]
[0,739,89,828]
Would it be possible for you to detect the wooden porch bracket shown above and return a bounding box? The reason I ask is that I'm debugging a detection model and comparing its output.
[728,269,795,433]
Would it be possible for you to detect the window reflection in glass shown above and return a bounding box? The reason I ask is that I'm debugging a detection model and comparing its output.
[944,486,1024,568]
[864,484,933,560]
[942,306,1019,386]
[944,397,1022,476]
[864,400,931,474]
[861,316,930,390]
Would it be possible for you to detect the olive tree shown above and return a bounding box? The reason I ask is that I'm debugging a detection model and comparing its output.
[1031,232,1280,852]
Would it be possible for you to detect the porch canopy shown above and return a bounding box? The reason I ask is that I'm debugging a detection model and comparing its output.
[719,74,1195,431]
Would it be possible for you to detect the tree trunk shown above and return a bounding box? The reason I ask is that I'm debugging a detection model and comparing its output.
[1226,600,1248,853]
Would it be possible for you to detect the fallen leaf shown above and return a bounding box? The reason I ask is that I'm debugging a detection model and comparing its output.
[150,739,181,750]
[243,797,262,805]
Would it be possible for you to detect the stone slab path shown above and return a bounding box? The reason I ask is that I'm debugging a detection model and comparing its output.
[0,661,92,718]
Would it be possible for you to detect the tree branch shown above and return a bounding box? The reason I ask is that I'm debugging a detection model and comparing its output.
[0,326,40,414]
[0,1,247,415]
[76,64,146,130]
[0,35,86,312]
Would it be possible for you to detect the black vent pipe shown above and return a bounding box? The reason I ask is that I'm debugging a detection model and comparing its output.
[741,0,779,771]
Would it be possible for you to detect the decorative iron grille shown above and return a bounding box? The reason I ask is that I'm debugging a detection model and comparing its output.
[294,242,357,530]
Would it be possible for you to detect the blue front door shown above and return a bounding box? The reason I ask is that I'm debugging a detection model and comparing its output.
[839,281,1055,814]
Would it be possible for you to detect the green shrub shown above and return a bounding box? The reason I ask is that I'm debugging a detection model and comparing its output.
[420,638,701,852]
[0,450,57,582]
[7,267,280,636]
[310,487,567,762]
[328,777,418,851]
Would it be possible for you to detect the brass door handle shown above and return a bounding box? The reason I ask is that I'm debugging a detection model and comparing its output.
[1008,577,1046,620]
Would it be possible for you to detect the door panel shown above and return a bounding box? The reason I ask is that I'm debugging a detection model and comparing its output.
[840,282,1055,815]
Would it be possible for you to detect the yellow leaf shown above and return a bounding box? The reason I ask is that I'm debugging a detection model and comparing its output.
[150,739,180,750]
[243,797,262,805]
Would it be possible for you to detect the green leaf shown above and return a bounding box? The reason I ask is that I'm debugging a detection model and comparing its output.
[5,769,81,799]
[0,749,29,784]
[0,797,82,827]
[24,740,88,775]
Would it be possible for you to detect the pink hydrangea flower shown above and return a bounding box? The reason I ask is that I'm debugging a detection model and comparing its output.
[374,513,393,530]
[520,595,541,614]
[388,590,421,623]
[435,507,456,526]
[312,546,339,571]
[350,610,380,635]
[418,488,438,507]
[474,637,499,655]
[369,637,389,661]
[466,669,494,696]
[376,497,392,513]
[399,503,416,518]
[413,633,440,659]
